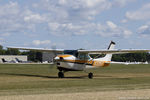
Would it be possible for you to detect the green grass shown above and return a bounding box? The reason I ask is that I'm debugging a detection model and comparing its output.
[0,64,150,95]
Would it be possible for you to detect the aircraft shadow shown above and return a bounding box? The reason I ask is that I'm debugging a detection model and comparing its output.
[0,73,87,79]
[96,75,113,77]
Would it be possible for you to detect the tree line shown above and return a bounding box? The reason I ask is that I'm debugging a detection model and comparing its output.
[112,53,150,62]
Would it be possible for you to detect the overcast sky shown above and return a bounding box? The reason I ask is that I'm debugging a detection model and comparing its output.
[0,0,150,50]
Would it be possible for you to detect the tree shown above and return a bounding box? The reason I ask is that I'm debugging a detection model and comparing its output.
[0,45,3,50]
[27,51,42,62]
[112,53,150,62]
[0,45,5,55]
[28,51,36,62]
[5,48,20,55]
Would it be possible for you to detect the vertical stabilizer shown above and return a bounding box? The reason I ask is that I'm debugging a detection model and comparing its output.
[107,41,115,50]
[97,41,115,61]
[2,58,7,63]
[15,58,21,62]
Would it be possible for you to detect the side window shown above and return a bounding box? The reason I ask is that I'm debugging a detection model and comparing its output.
[79,54,85,60]
[78,53,90,60]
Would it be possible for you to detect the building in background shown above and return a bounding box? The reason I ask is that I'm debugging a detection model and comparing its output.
[42,52,55,63]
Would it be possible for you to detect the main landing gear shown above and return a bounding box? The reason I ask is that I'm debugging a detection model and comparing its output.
[58,71,64,78]
[88,72,93,79]
[57,67,94,79]
[58,71,93,79]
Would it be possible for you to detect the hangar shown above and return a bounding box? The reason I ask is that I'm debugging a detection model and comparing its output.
[42,52,55,63]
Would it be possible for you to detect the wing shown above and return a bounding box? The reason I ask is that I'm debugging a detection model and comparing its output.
[78,49,150,54]
[7,47,64,53]
[7,47,150,54]
[106,61,148,65]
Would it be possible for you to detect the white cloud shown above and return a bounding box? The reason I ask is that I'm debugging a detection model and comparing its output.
[0,0,135,41]
[35,0,112,21]
[123,30,132,38]
[0,2,19,16]
[0,33,11,37]
[138,25,149,32]
[0,38,4,41]
[137,24,150,36]
[113,0,136,7]
[35,0,133,37]
[84,0,107,8]
[106,21,117,29]
[0,2,21,32]
[48,22,60,31]
[48,22,97,36]
[52,42,66,48]
[32,40,51,46]
[96,21,132,37]
[121,19,128,23]
[24,14,46,23]
[0,2,38,34]
[47,21,133,37]
[126,3,150,20]
[58,0,67,5]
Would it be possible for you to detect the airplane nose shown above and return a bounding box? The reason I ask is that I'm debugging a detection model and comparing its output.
[54,56,59,60]
[54,56,64,61]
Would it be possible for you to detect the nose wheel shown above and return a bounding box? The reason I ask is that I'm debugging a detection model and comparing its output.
[58,72,64,78]
[88,73,93,79]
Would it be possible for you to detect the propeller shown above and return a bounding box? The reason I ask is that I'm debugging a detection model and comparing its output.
[51,45,57,63]
[49,45,58,68]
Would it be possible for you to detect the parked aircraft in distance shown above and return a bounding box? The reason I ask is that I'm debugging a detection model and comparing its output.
[1,58,17,63]
[15,58,32,63]
[8,41,150,79]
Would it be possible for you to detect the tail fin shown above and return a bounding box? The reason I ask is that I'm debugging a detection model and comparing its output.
[2,58,7,63]
[98,41,115,61]
[107,41,115,50]
[15,58,21,62]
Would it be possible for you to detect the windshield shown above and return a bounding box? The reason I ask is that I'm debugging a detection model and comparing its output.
[64,50,78,57]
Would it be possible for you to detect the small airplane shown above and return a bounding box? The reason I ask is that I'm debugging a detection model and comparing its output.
[7,41,150,79]
[1,58,17,63]
[15,58,32,63]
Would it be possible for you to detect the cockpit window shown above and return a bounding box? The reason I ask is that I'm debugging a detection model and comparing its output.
[64,50,78,57]
[63,50,90,60]
[78,53,90,60]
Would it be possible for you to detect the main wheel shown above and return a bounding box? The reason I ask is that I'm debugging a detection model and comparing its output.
[88,73,93,79]
[58,72,64,78]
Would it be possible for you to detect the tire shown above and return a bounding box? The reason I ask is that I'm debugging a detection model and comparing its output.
[58,72,64,78]
[88,73,93,79]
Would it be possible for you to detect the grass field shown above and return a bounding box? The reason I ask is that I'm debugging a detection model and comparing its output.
[0,64,150,100]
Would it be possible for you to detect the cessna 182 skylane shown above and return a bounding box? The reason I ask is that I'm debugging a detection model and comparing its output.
[8,41,150,79]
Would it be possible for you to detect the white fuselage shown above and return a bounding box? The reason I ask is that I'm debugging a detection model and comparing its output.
[54,54,110,71]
